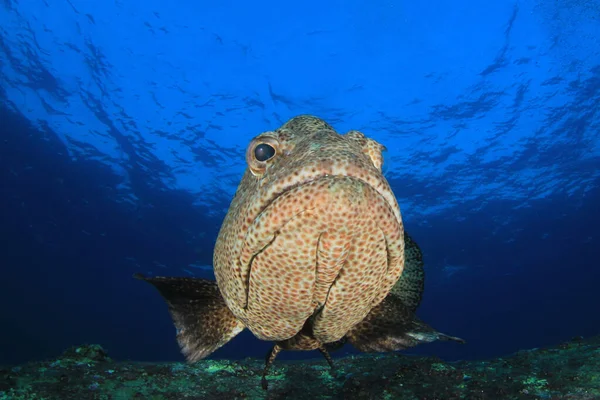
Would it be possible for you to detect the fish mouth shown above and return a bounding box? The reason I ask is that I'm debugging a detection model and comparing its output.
[245,169,399,261]
[235,172,405,341]
[244,167,402,261]
[256,165,401,231]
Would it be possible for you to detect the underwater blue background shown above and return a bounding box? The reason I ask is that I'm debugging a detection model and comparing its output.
[0,0,599,367]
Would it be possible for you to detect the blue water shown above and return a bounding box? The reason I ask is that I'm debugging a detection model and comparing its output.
[1,0,599,367]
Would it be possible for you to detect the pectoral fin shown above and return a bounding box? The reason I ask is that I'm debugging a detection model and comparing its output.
[135,273,245,362]
[346,293,464,352]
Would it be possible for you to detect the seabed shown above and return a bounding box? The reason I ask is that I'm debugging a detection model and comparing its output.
[1,336,599,399]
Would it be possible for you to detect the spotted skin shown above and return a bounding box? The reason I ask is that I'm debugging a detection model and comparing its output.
[138,115,464,389]
[213,115,405,345]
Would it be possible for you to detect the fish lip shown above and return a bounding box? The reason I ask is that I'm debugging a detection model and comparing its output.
[255,170,400,227]
[254,174,329,218]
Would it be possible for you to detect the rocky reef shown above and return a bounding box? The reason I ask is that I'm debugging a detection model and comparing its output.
[1,336,599,399]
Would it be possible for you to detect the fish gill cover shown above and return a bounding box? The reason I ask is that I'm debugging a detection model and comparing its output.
[0,0,599,399]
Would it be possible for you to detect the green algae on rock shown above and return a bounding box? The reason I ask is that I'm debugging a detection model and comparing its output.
[1,336,599,399]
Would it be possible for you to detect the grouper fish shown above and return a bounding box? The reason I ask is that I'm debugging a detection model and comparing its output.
[136,115,464,389]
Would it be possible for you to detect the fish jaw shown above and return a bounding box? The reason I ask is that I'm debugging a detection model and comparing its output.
[232,175,405,342]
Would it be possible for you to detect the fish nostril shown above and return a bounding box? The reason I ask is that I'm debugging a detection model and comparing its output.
[381,147,390,176]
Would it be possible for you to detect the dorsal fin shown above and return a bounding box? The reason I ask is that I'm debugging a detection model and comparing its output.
[389,232,425,312]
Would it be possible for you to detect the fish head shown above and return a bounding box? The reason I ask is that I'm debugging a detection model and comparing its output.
[214,115,405,343]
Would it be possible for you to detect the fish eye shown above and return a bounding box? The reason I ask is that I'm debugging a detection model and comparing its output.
[246,135,280,176]
[254,143,276,162]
